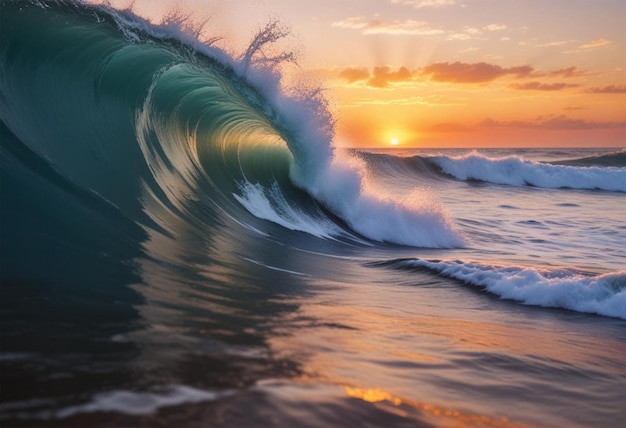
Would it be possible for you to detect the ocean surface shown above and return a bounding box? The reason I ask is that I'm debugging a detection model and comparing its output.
[1,1,625,427]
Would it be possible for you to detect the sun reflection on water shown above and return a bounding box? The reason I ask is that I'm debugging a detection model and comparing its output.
[343,386,535,428]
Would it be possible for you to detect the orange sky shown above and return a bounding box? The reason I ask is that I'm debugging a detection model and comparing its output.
[102,0,625,148]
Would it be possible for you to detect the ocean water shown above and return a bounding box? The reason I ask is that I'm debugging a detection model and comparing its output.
[1,1,625,427]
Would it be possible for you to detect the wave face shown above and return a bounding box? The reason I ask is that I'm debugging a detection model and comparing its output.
[427,151,626,192]
[379,259,626,320]
[0,0,462,256]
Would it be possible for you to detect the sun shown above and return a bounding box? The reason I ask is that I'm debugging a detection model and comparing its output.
[390,138,399,146]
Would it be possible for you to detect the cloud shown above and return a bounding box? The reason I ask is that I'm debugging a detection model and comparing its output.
[563,106,588,111]
[480,115,626,130]
[446,24,507,41]
[336,62,592,89]
[332,16,506,40]
[392,0,457,9]
[368,66,412,88]
[579,38,612,49]
[337,66,415,88]
[483,24,507,32]
[448,33,473,41]
[332,17,444,35]
[510,81,580,91]
[422,62,533,83]
[535,40,571,48]
[338,67,370,83]
[464,27,482,35]
[584,85,626,94]
[544,66,588,78]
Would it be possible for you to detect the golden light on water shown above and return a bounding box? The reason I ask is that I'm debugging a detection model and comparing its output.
[342,386,533,427]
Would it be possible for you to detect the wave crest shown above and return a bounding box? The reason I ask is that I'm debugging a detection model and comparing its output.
[385,259,626,319]
[429,151,626,192]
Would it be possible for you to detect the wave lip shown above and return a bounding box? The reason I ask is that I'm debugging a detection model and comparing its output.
[429,152,626,192]
[394,259,626,320]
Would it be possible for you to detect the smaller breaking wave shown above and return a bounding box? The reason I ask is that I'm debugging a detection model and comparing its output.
[381,259,626,319]
[551,149,626,168]
[428,151,626,192]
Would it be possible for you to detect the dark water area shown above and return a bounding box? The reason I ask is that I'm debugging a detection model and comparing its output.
[1,1,625,427]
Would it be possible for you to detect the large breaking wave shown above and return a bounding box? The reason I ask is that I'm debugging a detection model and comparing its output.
[0,0,463,254]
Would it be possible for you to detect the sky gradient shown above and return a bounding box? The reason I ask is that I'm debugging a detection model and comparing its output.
[103,0,625,148]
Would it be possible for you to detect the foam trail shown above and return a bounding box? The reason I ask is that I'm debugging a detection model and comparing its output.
[430,152,626,192]
[397,259,626,319]
[58,386,230,418]
[233,181,342,239]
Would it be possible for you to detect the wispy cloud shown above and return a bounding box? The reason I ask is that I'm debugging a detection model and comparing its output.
[448,33,473,41]
[331,17,444,35]
[332,17,507,40]
[447,24,507,41]
[483,24,507,32]
[391,0,457,9]
[543,66,588,78]
[510,81,580,91]
[579,38,612,49]
[584,85,626,94]
[459,47,480,53]
[535,40,572,48]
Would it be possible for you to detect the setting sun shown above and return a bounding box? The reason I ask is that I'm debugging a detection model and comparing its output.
[390,138,399,146]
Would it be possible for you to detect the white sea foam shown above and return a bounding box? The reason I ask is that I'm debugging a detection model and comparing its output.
[55,385,231,418]
[404,259,626,319]
[234,181,342,239]
[0,385,232,421]
[430,151,626,192]
[235,157,465,247]
[311,153,465,248]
